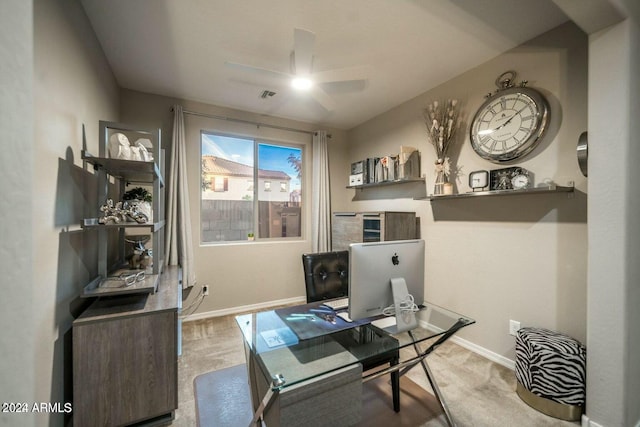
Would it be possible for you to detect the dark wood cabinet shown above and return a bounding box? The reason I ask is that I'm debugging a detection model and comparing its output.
[73,267,181,426]
[332,211,417,251]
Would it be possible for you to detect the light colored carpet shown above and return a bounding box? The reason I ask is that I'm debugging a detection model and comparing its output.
[174,313,580,427]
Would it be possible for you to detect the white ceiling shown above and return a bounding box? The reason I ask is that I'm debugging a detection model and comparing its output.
[81,0,568,130]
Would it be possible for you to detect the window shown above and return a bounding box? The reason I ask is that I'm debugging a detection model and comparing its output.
[213,176,228,192]
[201,132,303,242]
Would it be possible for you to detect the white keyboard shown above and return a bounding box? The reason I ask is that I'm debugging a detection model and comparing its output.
[371,316,397,330]
[321,297,349,311]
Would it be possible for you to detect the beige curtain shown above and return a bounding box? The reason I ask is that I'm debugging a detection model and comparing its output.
[165,105,196,288]
[312,130,331,252]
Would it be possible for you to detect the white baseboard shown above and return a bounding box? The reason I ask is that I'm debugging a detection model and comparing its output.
[181,296,307,322]
[418,319,516,370]
[580,412,640,427]
[449,334,516,370]
[581,414,605,427]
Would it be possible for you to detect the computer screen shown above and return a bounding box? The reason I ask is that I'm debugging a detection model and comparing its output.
[348,239,425,321]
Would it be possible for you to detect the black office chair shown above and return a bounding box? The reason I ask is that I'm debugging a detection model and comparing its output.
[302,251,349,303]
[301,251,401,412]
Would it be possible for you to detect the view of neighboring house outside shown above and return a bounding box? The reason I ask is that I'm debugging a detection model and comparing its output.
[200,133,303,242]
[202,156,292,202]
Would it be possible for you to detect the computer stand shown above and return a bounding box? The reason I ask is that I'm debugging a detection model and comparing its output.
[390,278,418,333]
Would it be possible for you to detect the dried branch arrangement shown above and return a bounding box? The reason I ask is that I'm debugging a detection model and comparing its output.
[423,99,459,164]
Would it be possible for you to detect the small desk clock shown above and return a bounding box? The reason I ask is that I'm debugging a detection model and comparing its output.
[469,170,489,191]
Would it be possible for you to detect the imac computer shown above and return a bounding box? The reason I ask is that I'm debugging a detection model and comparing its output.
[348,239,425,329]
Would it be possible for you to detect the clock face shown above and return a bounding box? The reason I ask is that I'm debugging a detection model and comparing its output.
[468,170,489,190]
[511,174,530,189]
[470,87,549,163]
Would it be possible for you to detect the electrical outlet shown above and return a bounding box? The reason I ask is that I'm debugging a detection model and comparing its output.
[509,320,521,336]
[202,285,209,296]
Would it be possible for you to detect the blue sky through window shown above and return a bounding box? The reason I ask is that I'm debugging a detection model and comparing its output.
[202,134,253,166]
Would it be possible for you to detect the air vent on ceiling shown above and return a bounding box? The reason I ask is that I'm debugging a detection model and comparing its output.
[260,90,276,99]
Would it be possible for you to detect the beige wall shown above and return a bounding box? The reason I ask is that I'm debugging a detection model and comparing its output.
[120,90,349,312]
[345,22,588,364]
[0,1,35,426]
[29,0,120,425]
[587,15,640,427]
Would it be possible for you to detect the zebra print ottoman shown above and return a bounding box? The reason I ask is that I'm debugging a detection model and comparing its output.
[515,327,586,421]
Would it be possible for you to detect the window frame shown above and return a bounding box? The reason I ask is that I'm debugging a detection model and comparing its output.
[200,130,306,244]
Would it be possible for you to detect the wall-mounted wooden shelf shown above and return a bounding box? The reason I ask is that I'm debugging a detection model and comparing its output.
[347,177,425,190]
[417,182,575,201]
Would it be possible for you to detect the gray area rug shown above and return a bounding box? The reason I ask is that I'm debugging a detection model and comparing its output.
[194,364,253,427]
[194,364,440,426]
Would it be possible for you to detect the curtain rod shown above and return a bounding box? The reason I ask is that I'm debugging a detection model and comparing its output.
[174,108,330,138]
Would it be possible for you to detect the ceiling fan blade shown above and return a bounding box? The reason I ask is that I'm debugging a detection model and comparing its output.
[227,77,288,92]
[225,61,292,80]
[309,86,336,111]
[312,65,371,84]
[293,28,315,76]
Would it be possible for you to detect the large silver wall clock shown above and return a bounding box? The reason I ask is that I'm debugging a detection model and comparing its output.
[470,71,550,163]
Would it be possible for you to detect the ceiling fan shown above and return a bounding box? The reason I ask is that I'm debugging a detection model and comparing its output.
[225,28,369,111]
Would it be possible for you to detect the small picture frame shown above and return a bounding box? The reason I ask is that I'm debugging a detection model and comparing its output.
[489,167,532,191]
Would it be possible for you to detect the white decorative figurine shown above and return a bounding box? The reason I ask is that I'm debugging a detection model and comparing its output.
[134,138,153,161]
[108,132,132,160]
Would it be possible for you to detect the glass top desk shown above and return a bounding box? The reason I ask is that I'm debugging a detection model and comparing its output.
[236,301,475,427]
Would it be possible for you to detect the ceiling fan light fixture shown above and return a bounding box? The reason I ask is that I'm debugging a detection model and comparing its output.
[291,76,313,90]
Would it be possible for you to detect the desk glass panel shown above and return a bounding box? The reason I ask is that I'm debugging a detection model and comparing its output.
[235,301,474,391]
